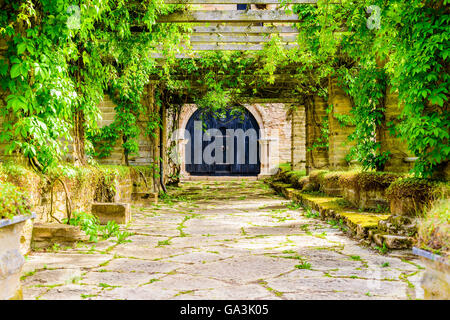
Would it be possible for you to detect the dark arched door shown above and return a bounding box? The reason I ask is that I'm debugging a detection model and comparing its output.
[185,108,260,176]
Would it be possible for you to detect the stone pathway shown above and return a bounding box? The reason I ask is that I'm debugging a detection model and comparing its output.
[22,180,425,300]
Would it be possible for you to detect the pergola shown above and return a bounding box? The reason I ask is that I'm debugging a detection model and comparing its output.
[147,0,322,98]
[156,0,318,52]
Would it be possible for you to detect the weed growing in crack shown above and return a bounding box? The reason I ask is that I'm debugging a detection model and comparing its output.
[295,262,312,270]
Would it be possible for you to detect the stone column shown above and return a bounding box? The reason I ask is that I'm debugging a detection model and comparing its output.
[305,96,329,174]
[177,138,189,178]
[258,138,271,178]
[379,87,414,173]
[291,105,306,171]
[328,78,355,170]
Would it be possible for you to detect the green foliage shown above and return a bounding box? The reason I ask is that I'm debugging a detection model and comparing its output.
[295,262,312,270]
[0,0,187,169]
[293,0,449,177]
[66,211,131,243]
[0,182,31,219]
[340,65,391,171]
[0,0,448,180]
[417,199,449,257]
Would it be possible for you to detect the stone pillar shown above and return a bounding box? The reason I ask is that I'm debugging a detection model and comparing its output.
[291,105,306,171]
[379,87,414,173]
[328,78,355,170]
[259,135,280,178]
[178,138,189,178]
[305,96,329,174]
[258,138,271,178]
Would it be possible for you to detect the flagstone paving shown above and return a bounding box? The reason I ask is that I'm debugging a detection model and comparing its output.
[22,180,425,300]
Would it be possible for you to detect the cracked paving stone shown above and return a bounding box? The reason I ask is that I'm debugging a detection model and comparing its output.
[171,284,279,300]
[95,287,179,300]
[96,258,183,274]
[37,284,100,300]
[82,271,163,287]
[22,253,113,273]
[23,268,83,287]
[178,255,299,284]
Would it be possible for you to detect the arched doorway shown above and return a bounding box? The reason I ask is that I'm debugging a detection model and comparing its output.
[185,108,261,176]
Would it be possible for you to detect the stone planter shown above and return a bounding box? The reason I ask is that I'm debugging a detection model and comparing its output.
[91,203,131,225]
[0,213,36,300]
[413,247,449,300]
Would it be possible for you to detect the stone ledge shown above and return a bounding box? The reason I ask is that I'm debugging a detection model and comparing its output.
[91,203,131,225]
[31,223,89,249]
[0,213,36,228]
[269,180,413,250]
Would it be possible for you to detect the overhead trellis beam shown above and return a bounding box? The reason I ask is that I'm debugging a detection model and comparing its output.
[189,43,297,50]
[163,0,316,3]
[190,34,298,43]
[157,10,299,23]
[191,25,298,33]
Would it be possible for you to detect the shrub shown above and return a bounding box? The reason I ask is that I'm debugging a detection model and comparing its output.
[0,182,31,220]
[66,211,131,244]
[417,199,450,258]
[278,163,291,173]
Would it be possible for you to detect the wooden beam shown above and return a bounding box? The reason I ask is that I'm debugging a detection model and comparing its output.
[150,73,299,80]
[189,43,297,50]
[157,10,299,23]
[164,0,316,3]
[190,34,297,42]
[191,25,298,33]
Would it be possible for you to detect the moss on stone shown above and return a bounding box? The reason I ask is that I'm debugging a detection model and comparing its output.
[386,177,449,201]
[339,171,402,191]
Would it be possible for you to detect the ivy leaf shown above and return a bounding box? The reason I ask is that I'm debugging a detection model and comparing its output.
[10,63,21,78]
[17,42,27,55]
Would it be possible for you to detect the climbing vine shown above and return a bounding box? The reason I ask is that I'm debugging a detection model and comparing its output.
[292,0,449,177]
[0,0,187,170]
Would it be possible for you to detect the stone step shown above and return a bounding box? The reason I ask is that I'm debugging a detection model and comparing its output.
[91,203,131,225]
[31,223,89,249]
[370,232,414,250]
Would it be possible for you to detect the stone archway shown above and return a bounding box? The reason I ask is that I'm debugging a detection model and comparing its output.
[176,103,291,180]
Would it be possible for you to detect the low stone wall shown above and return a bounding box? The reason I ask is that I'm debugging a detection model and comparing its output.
[267,167,450,250]
[0,162,156,255]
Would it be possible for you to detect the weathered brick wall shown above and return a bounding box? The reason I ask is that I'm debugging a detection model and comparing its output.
[305,96,329,174]
[291,105,306,171]
[328,78,355,170]
[96,87,156,166]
